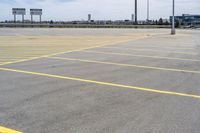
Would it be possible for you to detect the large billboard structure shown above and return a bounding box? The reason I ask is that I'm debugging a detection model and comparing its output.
[12,8,26,22]
[30,9,42,23]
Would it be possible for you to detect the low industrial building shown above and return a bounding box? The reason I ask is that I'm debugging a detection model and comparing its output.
[170,14,200,25]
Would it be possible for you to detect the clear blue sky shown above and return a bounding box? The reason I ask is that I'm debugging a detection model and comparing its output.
[0,0,199,21]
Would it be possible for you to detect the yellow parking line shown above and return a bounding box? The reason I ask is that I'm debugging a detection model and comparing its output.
[103,46,197,55]
[0,36,147,67]
[0,62,13,65]
[0,44,124,66]
[83,50,200,62]
[0,126,22,133]
[47,57,200,74]
[0,67,200,99]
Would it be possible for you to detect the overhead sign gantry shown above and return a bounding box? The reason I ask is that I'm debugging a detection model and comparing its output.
[12,8,26,22]
[30,9,43,23]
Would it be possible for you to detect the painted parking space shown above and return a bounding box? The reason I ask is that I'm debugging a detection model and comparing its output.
[1,31,200,97]
[1,29,200,133]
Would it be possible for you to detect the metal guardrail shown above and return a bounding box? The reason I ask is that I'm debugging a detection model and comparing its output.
[0,23,171,28]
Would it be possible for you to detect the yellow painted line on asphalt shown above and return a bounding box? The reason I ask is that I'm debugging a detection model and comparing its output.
[0,43,125,66]
[0,67,200,99]
[83,50,200,62]
[103,46,197,55]
[47,57,200,74]
[0,62,13,66]
[0,126,22,133]
[0,36,147,67]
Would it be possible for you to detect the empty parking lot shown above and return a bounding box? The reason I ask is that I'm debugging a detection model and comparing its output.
[0,28,200,133]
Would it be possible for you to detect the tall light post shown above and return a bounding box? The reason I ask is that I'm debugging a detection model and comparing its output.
[171,0,176,35]
[135,0,137,24]
[147,0,149,22]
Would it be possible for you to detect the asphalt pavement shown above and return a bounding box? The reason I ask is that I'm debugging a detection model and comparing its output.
[0,29,200,133]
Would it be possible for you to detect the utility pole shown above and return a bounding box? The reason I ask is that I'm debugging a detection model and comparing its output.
[135,0,137,23]
[171,0,176,35]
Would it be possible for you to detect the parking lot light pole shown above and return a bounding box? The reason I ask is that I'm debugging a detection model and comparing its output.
[135,0,137,24]
[171,0,176,35]
[147,0,149,22]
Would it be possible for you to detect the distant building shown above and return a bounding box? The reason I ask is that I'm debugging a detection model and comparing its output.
[131,14,134,22]
[170,14,200,25]
[162,19,169,23]
[88,14,91,22]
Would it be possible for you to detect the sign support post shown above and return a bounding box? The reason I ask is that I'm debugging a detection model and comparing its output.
[31,15,33,23]
[14,14,16,23]
[40,15,42,23]
[22,14,24,23]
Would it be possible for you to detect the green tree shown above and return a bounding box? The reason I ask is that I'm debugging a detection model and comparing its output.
[158,18,163,25]
[175,20,181,28]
